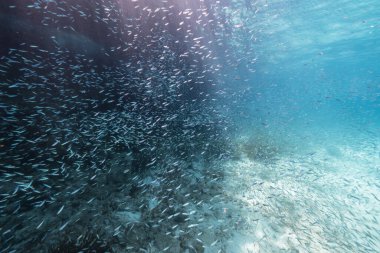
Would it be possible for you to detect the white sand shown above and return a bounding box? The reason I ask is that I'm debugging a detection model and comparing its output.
[219,133,380,253]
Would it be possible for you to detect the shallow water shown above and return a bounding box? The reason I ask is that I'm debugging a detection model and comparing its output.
[222,131,380,252]
[221,1,380,251]
[1,0,379,252]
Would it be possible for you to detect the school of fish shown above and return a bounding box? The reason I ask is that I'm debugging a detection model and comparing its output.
[0,0,259,252]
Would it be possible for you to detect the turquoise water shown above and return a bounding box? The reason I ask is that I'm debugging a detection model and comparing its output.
[249,0,380,137]
[222,1,380,252]
[1,0,379,252]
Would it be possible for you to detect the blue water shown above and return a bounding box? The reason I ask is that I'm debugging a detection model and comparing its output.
[249,0,380,139]
[222,1,380,252]
[1,0,379,252]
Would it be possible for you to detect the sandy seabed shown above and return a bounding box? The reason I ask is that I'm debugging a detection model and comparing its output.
[5,129,379,253]
[217,131,380,253]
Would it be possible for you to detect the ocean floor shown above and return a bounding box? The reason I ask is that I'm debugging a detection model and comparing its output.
[4,128,379,253]
[219,130,380,253]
